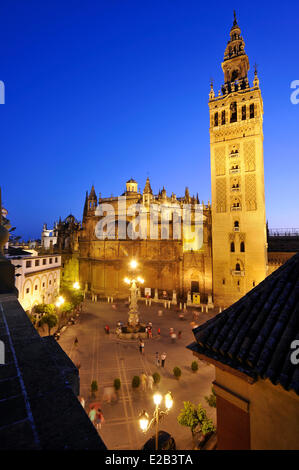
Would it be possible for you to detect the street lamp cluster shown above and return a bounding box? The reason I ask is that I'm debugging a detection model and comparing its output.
[139,392,174,450]
[55,296,65,308]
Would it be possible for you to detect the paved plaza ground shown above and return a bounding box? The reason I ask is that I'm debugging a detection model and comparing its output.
[59,300,217,450]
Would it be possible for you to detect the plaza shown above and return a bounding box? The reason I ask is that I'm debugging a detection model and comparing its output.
[59,300,217,450]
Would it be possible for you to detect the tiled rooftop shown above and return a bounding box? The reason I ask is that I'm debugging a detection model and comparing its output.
[188,252,299,394]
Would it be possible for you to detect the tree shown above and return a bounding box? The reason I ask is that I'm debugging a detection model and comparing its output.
[205,386,216,408]
[173,366,182,379]
[34,304,47,314]
[152,372,161,385]
[191,361,199,372]
[40,312,58,335]
[132,376,140,388]
[177,401,215,440]
[44,304,56,315]
[91,380,98,398]
[114,378,121,391]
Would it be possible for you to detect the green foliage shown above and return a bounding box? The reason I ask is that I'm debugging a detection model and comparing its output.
[91,380,98,395]
[44,304,56,315]
[201,418,216,436]
[34,304,47,314]
[191,361,199,372]
[152,372,161,384]
[40,312,58,334]
[204,386,216,408]
[177,401,215,437]
[132,375,140,388]
[114,378,121,391]
[59,301,74,315]
[173,366,182,379]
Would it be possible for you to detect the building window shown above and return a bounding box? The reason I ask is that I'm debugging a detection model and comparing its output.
[35,259,40,267]
[235,263,241,271]
[242,105,246,120]
[26,288,30,294]
[234,221,239,228]
[222,279,225,285]
[230,102,237,123]
[240,242,245,252]
[214,112,218,126]
[42,282,45,288]
[253,281,256,287]
[250,103,255,118]
[230,242,235,252]
[49,280,52,285]
[55,257,58,263]
[49,258,53,264]
[221,110,226,125]
[43,259,47,265]
[35,285,38,291]
[26,261,32,268]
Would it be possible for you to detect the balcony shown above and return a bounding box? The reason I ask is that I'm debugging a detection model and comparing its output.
[231,206,241,211]
[229,151,239,158]
[230,168,240,174]
[231,270,245,276]
[231,187,240,192]
[233,227,240,232]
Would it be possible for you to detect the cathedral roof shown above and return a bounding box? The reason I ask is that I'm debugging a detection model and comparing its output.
[188,253,299,395]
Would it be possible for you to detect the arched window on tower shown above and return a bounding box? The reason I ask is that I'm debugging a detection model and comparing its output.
[221,110,226,125]
[230,102,237,123]
[242,105,246,120]
[240,241,245,252]
[235,263,241,271]
[214,112,218,126]
[250,103,255,118]
[230,242,235,252]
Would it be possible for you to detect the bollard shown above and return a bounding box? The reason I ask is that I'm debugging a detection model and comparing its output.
[149,299,152,306]
[111,297,113,303]
[201,306,204,312]
[179,302,182,310]
[164,301,167,309]
[183,303,186,311]
[206,305,208,313]
[145,299,148,307]
[219,307,222,313]
[168,301,171,309]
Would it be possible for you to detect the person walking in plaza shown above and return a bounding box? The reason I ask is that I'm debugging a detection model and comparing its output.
[88,405,97,427]
[155,352,160,367]
[147,374,154,391]
[171,332,177,343]
[104,324,110,334]
[161,352,167,368]
[157,327,161,337]
[95,408,104,430]
[139,338,145,355]
[178,330,182,340]
[148,327,152,339]
[141,372,147,392]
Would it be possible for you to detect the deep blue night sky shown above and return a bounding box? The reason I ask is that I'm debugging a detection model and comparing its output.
[0,0,298,240]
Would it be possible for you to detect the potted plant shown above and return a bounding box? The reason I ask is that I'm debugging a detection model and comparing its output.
[173,366,182,380]
[191,361,199,373]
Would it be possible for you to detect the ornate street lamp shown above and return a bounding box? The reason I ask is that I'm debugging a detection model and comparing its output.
[124,259,144,327]
[139,391,173,450]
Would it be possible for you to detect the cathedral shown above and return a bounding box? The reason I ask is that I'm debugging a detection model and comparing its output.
[77,14,269,307]
[50,14,297,308]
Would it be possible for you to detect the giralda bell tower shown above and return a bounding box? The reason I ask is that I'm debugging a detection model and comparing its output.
[209,12,267,307]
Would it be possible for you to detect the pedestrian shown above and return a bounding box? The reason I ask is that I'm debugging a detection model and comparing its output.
[169,327,174,336]
[139,338,145,355]
[103,386,117,403]
[74,337,79,347]
[155,352,160,367]
[105,325,110,334]
[141,372,147,392]
[88,406,97,426]
[161,352,167,368]
[178,331,182,339]
[79,396,85,409]
[95,408,104,430]
[171,332,177,343]
[148,327,152,339]
[148,321,153,328]
[147,374,154,391]
[146,326,149,338]
[157,327,161,337]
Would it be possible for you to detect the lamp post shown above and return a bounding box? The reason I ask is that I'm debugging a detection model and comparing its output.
[73,282,80,290]
[139,391,173,450]
[124,260,144,327]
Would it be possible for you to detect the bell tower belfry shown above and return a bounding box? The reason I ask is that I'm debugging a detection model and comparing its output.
[209,12,267,307]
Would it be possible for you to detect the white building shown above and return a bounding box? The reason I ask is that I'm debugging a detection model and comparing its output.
[7,249,61,312]
[41,223,58,250]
